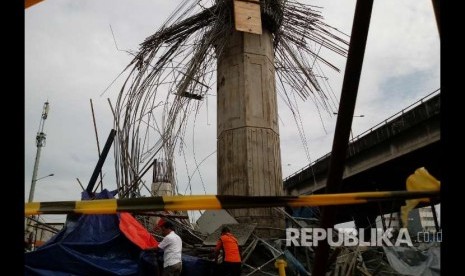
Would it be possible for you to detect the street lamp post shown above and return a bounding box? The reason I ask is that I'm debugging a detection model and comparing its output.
[28,173,54,203]
[333,112,365,141]
[333,112,364,117]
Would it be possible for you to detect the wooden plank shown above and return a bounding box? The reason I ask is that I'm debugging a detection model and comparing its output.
[233,0,262,34]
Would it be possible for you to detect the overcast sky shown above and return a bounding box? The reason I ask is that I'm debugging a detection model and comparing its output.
[25,0,440,223]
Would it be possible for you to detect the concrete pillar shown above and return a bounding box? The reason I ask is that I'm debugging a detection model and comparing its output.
[217,29,284,236]
[150,160,173,229]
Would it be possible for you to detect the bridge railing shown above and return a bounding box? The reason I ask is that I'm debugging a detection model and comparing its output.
[348,88,440,143]
[347,88,440,155]
[283,88,440,187]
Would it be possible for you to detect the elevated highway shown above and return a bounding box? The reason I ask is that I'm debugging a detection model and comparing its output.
[283,90,440,224]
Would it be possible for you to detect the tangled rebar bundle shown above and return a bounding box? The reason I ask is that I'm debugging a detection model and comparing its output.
[113,0,349,198]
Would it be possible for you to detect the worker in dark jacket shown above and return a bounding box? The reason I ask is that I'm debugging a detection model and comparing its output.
[213,226,241,276]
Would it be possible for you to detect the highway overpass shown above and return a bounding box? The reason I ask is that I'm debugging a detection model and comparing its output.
[283,90,440,224]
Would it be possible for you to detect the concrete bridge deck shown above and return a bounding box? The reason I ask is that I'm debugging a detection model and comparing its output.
[283,90,440,223]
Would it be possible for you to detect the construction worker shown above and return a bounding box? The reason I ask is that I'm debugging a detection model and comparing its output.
[156,219,183,276]
[213,226,241,276]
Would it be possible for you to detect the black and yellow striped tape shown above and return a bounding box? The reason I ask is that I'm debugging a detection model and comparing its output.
[25,190,439,215]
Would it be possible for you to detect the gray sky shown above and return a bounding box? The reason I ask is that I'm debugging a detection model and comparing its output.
[25,0,440,223]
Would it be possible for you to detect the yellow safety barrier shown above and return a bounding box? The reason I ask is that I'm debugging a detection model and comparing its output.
[25,190,439,216]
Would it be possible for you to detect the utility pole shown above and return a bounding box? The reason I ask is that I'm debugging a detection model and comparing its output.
[26,101,50,251]
[28,101,50,203]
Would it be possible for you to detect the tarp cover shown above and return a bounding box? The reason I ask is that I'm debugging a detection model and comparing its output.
[383,244,440,276]
[25,189,159,276]
[25,189,217,275]
[119,212,158,250]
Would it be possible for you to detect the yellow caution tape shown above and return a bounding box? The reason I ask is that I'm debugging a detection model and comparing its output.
[25,190,439,215]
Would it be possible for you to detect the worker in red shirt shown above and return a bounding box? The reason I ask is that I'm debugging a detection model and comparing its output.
[213,226,241,276]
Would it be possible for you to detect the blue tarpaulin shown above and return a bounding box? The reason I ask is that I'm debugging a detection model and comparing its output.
[25,189,216,275]
[25,190,157,276]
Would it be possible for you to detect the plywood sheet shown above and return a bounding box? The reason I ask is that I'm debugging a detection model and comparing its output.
[233,0,262,34]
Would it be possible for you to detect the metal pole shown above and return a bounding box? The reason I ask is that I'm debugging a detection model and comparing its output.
[90,99,104,192]
[26,102,50,251]
[86,129,116,194]
[312,0,374,275]
[28,146,42,203]
[28,102,49,203]
[430,203,440,232]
